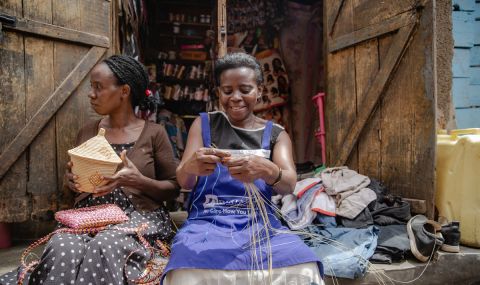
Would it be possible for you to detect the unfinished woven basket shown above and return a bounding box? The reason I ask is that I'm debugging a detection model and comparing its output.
[68,128,122,193]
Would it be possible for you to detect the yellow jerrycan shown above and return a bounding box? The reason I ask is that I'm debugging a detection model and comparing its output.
[436,129,480,247]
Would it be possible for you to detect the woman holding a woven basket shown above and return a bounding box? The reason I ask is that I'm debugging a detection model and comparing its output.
[161,53,324,284]
[0,55,179,285]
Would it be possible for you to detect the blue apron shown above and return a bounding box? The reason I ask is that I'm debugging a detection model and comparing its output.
[162,113,323,282]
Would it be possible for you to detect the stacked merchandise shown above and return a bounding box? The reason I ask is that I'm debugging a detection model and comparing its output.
[157,54,214,116]
[151,4,218,118]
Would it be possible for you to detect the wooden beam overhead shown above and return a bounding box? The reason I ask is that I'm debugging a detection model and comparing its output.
[3,17,110,48]
[329,11,415,53]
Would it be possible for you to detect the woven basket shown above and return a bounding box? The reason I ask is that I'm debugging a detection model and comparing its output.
[67,128,122,193]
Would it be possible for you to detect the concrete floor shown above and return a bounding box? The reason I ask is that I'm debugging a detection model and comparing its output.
[324,247,480,285]
[0,243,44,276]
[1,243,479,284]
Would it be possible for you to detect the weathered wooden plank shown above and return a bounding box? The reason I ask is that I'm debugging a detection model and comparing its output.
[80,0,111,38]
[0,46,106,180]
[325,0,357,169]
[0,196,29,222]
[0,27,29,222]
[380,0,436,218]
[0,0,31,223]
[30,195,56,221]
[354,38,382,179]
[452,11,475,47]
[378,32,415,214]
[110,0,120,55]
[23,0,58,221]
[335,23,417,166]
[53,0,86,211]
[327,0,345,36]
[55,72,94,211]
[329,11,414,53]
[3,17,110,48]
[23,0,52,22]
[404,198,427,215]
[53,0,105,211]
[353,0,415,31]
[0,0,22,16]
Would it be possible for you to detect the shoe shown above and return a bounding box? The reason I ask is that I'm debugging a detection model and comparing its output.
[440,221,460,253]
[407,215,444,262]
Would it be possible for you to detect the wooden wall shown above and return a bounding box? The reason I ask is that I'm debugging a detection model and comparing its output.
[0,0,111,238]
[325,0,436,217]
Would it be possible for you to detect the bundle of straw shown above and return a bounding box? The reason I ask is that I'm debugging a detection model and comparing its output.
[67,128,122,193]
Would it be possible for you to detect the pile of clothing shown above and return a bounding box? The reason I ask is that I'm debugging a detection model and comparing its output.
[275,167,412,279]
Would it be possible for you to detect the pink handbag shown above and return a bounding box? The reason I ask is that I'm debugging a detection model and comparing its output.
[55,204,129,229]
[18,204,170,285]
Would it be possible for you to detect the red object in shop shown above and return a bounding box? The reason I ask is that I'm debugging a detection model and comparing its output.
[0,222,11,249]
[312,92,326,165]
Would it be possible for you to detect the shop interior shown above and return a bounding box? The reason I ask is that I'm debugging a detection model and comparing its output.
[117,0,324,208]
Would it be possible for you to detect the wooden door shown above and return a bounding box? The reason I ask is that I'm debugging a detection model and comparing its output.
[0,0,112,226]
[325,0,436,217]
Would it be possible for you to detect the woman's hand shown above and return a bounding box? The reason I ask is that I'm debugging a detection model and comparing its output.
[183,148,231,176]
[65,161,81,193]
[93,150,143,197]
[222,155,277,184]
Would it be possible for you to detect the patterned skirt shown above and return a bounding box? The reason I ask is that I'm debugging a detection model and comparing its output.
[0,188,174,285]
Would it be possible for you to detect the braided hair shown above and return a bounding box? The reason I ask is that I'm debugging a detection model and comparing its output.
[103,55,149,108]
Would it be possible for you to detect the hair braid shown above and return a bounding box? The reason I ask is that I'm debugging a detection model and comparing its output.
[103,55,149,108]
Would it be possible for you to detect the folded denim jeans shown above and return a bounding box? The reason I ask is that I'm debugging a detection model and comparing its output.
[303,226,379,279]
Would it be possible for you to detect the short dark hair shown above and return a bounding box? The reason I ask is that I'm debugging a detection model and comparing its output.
[102,55,149,107]
[214,53,263,86]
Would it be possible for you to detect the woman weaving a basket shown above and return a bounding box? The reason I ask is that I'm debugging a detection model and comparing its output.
[0,55,179,285]
[162,53,324,285]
